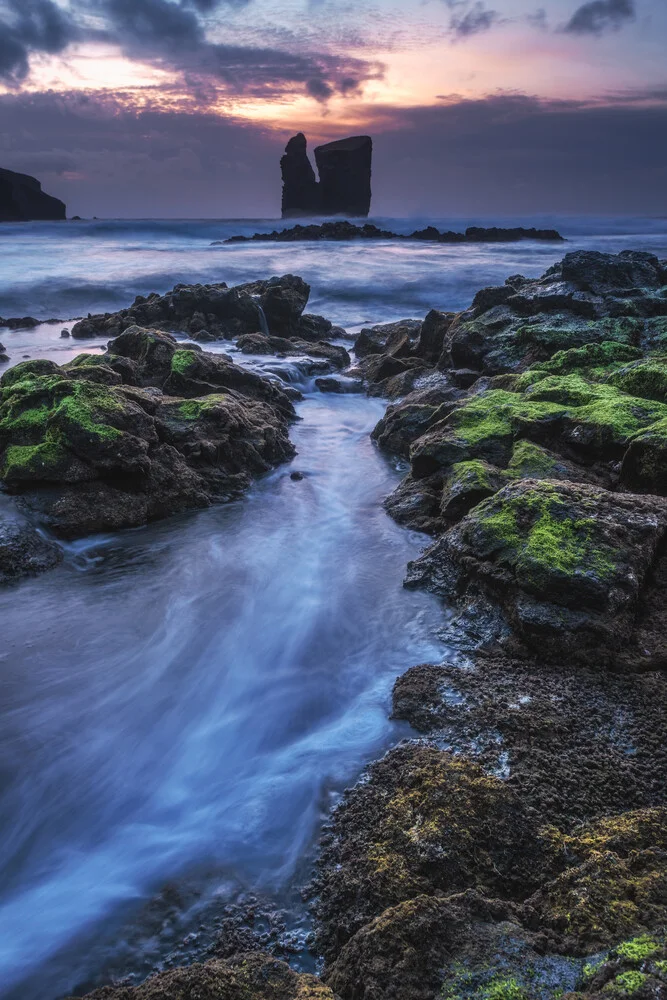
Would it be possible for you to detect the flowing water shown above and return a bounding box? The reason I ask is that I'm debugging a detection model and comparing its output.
[0,216,666,998]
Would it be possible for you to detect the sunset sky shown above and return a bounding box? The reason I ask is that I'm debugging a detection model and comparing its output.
[0,0,665,216]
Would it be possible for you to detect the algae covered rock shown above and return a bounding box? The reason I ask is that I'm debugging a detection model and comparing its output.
[325,890,580,1000]
[0,352,295,538]
[526,810,667,955]
[405,479,667,663]
[312,742,541,966]
[68,951,335,1000]
[440,251,667,377]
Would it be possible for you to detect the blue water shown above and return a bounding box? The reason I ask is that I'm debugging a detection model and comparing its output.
[0,216,665,998]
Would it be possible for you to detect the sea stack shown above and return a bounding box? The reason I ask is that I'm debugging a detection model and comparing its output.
[0,168,66,222]
[280,133,372,218]
[280,133,321,217]
[315,136,372,218]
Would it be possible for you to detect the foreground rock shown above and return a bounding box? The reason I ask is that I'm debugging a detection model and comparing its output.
[0,329,296,539]
[226,220,564,244]
[311,248,667,1000]
[313,739,667,1000]
[405,479,667,665]
[68,951,334,1000]
[0,166,66,222]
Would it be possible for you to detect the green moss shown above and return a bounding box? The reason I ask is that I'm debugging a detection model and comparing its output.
[615,935,660,962]
[583,957,606,980]
[654,959,667,974]
[604,971,647,995]
[64,354,108,369]
[171,349,198,374]
[447,390,566,448]
[479,978,530,1000]
[533,809,667,952]
[515,318,641,354]
[605,358,667,403]
[54,383,123,441]
[466,482,617,588]
[1,441,68,481]
[514,342,642,389]
[507,441,559,478]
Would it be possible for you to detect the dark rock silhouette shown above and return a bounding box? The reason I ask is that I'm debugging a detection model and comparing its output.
[0,168,66,222]
[226,220,564,245]
[314,136,372,217]
[280,134,321,217]
[280,133,372,218]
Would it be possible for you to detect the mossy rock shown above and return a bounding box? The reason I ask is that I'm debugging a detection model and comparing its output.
[441,460,509,521]
[526,810,667,955]
[562,933,667,998]
[405,480,667,662]
[67,951,335,1000]
[312,743,542,965]
[325,891,583,1000]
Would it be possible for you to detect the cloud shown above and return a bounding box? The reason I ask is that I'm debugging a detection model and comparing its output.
[0,0,384,102]
[449,1,499,38]
[564,0,636,35]
[0,0,78,83]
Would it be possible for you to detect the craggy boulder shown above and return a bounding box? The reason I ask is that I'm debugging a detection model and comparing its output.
[0,354,295,538]
[405,479,667,664]
[440,251,667,377]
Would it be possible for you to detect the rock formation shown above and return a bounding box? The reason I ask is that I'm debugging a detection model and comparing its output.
[226,220,564,244]
[0,167,66,222]
[280,133,321,217]
[314,135,372,217]
[280,133,372,218]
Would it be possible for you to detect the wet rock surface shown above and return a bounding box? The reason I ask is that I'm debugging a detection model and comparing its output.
[307,249,667,1000]
[0,328,296,540]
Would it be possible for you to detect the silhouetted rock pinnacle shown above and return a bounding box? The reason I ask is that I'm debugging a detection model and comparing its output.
[0,168,66,222]
[280,133,372,218]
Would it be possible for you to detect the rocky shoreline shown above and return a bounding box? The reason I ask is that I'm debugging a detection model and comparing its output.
[2,250,667,1000]
[222,220,565,245]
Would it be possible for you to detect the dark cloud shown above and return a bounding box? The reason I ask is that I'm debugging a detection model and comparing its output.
[564,0,635,35]
[98,0,385,102]
[0,0,383,102]
[449,1,499,38]
[0,88,665,218]
[0,0,77,82]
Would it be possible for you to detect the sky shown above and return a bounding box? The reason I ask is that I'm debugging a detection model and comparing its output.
[0,0,665,217]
